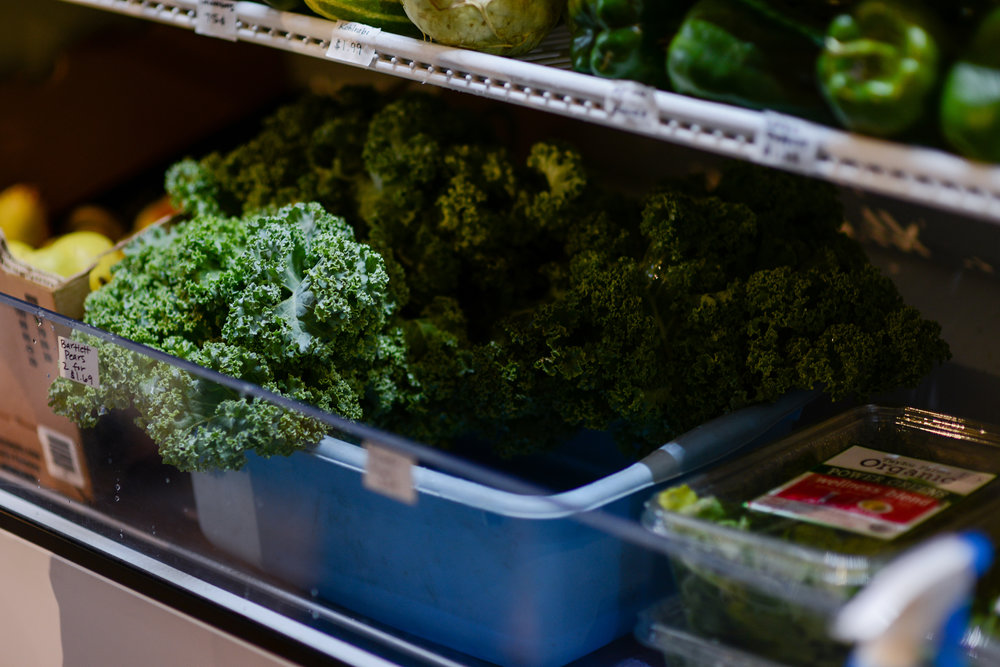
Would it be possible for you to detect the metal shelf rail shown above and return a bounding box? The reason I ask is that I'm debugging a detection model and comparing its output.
[59,0,1000,222]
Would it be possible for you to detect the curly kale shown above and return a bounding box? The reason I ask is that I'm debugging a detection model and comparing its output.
[744,255,950,402]
[165,87,385,221]
[635,169,951,444]
[355,93,483,240]
[50,202,409,471]
[457,165,951,458]
[354,97,591,325]
[120,88,951,466]
[521,141,589,229]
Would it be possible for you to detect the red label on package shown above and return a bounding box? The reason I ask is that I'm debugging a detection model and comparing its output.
[749,446,994,540]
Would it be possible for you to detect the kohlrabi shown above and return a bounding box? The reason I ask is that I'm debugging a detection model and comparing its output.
[401,0,563,56]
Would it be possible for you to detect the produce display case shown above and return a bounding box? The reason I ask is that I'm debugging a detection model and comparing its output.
[0,287,816,666]
[2,1,1000,666]
[2,288,999,667]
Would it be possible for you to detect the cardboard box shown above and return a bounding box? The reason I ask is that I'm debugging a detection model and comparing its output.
[0,219,171,502]
[0,242,93,500]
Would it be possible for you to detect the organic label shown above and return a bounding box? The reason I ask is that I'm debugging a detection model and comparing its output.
[749,446,995,540]
[606,81,660,132]
[326,21,380,67]
[57,336,99,388]
[363,441,416,504]
[195,0,238,41]
[758,111,820,172]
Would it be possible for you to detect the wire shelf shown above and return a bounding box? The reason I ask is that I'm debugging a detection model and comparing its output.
[58,0,1000,223]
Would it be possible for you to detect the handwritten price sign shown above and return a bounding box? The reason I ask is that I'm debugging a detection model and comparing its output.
[58,337,100,389]
[606,81,660,133]
[326,21,380,66]
[758,111,820,173]
[196,0,238,41]
[363,441,416,504]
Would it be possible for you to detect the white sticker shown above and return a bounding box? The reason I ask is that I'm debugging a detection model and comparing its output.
[758,111,820,172]
[363,441,416,505]
[37,425,86,489]
[326,21,380,67]
[748,446,996,540]
[195,0,238,41]
[605,81,660,132]
[57,336,100,388]
[824,446,995,496]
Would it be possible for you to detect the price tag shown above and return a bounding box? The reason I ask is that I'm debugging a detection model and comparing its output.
[605,81,660,132]
[195,0,238,41]
[363,441,416,504]
[758,111,820,173]
[57,336,100,388]
[326,21,380,67]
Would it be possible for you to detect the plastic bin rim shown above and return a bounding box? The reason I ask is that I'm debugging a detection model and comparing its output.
[297,390,815,520]
[309,435,655,519]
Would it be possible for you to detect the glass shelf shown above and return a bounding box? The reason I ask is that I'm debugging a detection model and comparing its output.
[6,280,1000,665]
[0,287,827,667]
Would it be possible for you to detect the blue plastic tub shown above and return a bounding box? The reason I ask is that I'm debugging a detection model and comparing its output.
[191,392,813,667]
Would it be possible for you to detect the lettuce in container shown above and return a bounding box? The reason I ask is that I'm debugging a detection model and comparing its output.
[643,406,1000,667]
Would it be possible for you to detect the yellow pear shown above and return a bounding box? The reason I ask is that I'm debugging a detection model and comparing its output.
[66,204,126,241]
[0,183,50,248]
[88,248,126,291]
[37,230,114,277]
[5,239,37,263]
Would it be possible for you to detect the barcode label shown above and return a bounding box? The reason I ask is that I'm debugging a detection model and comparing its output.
[363,441,416,504]
[758,111,820,172]
[326,21,380,66]
[38,425,85,488]
[195,0,238,41]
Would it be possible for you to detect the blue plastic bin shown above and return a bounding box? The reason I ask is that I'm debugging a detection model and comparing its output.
[191,392,813,667]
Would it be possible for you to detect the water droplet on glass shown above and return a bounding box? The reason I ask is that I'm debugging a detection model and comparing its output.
[165,477,171,484]
[310,610,319,620]
[31,338,36,344]
[310,588,319,598]
[114,495,120,502]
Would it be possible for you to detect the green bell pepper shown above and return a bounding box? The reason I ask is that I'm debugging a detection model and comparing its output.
[817,1,943,137]
[567,0,691,88]
[666,0,830,119]
[940,8,1000,162]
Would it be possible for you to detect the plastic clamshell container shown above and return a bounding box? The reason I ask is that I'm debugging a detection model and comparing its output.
[641,405,1000,667]
[190,393,813,667]
[965,621,1000,667]
[637,597,787,667]
[636,598,1000,667]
